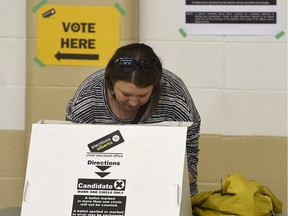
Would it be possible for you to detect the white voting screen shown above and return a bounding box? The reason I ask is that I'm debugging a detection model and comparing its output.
[21,123,192,216]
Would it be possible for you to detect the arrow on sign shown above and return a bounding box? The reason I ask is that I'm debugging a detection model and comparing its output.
[55,51,99,61]
[96,166,111,172]
[95,172,110,178]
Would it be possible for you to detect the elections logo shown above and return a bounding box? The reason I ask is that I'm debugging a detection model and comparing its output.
[87,130,124,152]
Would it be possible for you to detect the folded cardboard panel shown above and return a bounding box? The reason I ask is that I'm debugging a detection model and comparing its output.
[21,122,192,216]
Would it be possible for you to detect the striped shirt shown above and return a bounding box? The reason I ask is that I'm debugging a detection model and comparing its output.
[66,69,201,196]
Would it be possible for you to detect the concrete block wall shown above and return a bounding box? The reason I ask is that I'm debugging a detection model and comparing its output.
[0,0,139,209]
[139,1,287,137]
[0,0,287,213]
[0,0,26,209]
[139,0,287,211]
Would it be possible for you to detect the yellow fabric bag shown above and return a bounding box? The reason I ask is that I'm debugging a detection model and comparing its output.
[192,174,283,216]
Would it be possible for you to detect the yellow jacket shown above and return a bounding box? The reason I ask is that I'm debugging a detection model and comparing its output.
[192,174,283,216]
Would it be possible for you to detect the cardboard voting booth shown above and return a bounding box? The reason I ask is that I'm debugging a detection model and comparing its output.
[21,122,192,216]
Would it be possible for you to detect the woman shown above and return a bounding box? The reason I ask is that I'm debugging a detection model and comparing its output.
[66,43,201,196]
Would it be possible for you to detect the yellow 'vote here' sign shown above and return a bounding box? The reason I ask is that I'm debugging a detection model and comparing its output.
[37,5,120,66]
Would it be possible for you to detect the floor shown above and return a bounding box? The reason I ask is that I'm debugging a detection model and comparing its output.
[0,207,287,216]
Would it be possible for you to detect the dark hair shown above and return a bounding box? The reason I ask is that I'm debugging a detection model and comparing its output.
[105,43,162,94]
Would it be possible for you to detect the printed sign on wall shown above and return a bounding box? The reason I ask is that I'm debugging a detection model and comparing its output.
[182,0,281,35]
[37,5,120,66]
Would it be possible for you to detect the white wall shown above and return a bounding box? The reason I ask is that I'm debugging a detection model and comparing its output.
[139,1,287,136]
[0,1,26,130]
[0,0,286,136]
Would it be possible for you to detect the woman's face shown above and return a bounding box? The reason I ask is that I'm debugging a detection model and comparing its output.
[113,81,153,112]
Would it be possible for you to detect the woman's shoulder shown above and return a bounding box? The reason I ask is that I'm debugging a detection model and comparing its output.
[84,68,105,82]
[78,69,105,89]
[161,69,188,91]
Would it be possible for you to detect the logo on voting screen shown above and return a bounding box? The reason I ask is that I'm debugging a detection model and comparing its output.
[88,130,124,152]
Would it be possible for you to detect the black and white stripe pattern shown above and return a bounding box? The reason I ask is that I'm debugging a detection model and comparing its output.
[66,69,201,196]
